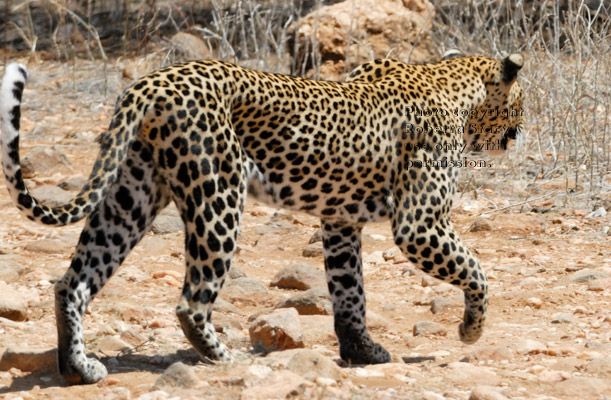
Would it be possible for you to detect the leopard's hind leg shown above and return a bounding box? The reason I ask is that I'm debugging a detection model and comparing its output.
[55,141,170,384]
[391,166,488,344]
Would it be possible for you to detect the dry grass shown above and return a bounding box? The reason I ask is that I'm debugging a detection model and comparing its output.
[432,0,610,206]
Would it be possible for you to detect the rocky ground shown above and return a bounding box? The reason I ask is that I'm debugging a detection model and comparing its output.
[0,59,609,400]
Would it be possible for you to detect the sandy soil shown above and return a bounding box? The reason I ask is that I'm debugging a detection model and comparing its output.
[0,58,609,400]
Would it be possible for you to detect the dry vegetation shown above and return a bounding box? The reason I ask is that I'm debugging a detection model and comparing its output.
[432,0,611,209]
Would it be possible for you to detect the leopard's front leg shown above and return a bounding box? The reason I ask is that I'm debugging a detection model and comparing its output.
[322,220,391,364]
[392,209,488,343]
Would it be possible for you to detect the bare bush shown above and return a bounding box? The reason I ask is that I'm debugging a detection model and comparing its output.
[432,0,610,204]
[192,0,303,74]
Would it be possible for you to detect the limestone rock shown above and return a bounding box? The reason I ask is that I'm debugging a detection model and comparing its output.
[421,274,439,287]
[515,339,546,355]
[285,349,343,381]
[270,263,326,290]
[463,346,513,363]
[122,59,161,81]
[538,369,571,382]
[584,357,611,378]
[169,32,210,61]
[135,391,172,400]
[552,377,611,397]
[382,247,399,261]
[308,229,323,244]
[136,236,170,257]
[551,312,574,324]
[413,321,447,337]
[120,328,147,346]
[302,242,323,258]
[557,268,610,286]
[96,386,131,400]
[213,298,244,315]
[586,207,607,218]
[223,277,270,300]
[239,370,311,400]
[213,313,242,333]
[58,176,88,191]
[151,215,184,234]
[153,362,200,390]
[30,185,73,208]
[242,364,274,386]
[354,363,416,382]
[253,231,285,250]
[275,287,332,315]
[431,295,463,314]
[298,315,335,343]
[24,238,74,254]
[446,362,500,386]
[366,311,391,330]
[0,347,56,372]
[291,0,435,80]
[364,251,386,264]
[469,386,510,400]
[0,255,27,283]
[0,282,27,321]
[21,147,71,178]
[249,308,305,353]
[228,265,247,279]
[96,335,131,356]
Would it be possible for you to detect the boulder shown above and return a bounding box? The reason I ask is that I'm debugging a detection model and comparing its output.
[30,186,73,208]
[153,362,200,390]
[0,347,56,372]
[413,321,447,337]
[285,349,343,381]
[169,32,210,61]
[557,269,610,286]
[275,287,332,315]
[291,0,435,80]
[151,215,184,234]
[431,295,463,314]
[249,308,305,353]
[21,147,71,178]
[270,263,326,290]
[302,242,323,258]
[0,255,27,283]
[223,277,270,300]
[0,282,27,321]
[239,370,311,400]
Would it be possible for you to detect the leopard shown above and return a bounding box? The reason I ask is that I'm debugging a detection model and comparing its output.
[1,52,524,384]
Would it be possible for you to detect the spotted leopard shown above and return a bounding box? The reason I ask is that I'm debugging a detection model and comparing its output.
[1,52,524,384]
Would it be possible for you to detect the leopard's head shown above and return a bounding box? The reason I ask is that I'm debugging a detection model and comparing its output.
[465,54,525,155]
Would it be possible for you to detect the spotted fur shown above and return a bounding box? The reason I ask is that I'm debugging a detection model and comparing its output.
[1,54,524,384]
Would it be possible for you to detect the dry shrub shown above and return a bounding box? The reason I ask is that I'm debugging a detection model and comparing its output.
[432,0,610,205]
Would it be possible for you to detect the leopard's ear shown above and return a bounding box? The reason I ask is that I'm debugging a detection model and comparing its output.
[441,49,465,61]
[502,53,523,83]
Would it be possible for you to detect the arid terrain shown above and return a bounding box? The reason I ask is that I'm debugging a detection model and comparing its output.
[0,57,609,400]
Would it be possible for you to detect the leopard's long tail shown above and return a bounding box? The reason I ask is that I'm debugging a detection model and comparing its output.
[1,63,140,226]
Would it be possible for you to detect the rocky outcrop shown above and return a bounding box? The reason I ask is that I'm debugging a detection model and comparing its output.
[291,0,435,80]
